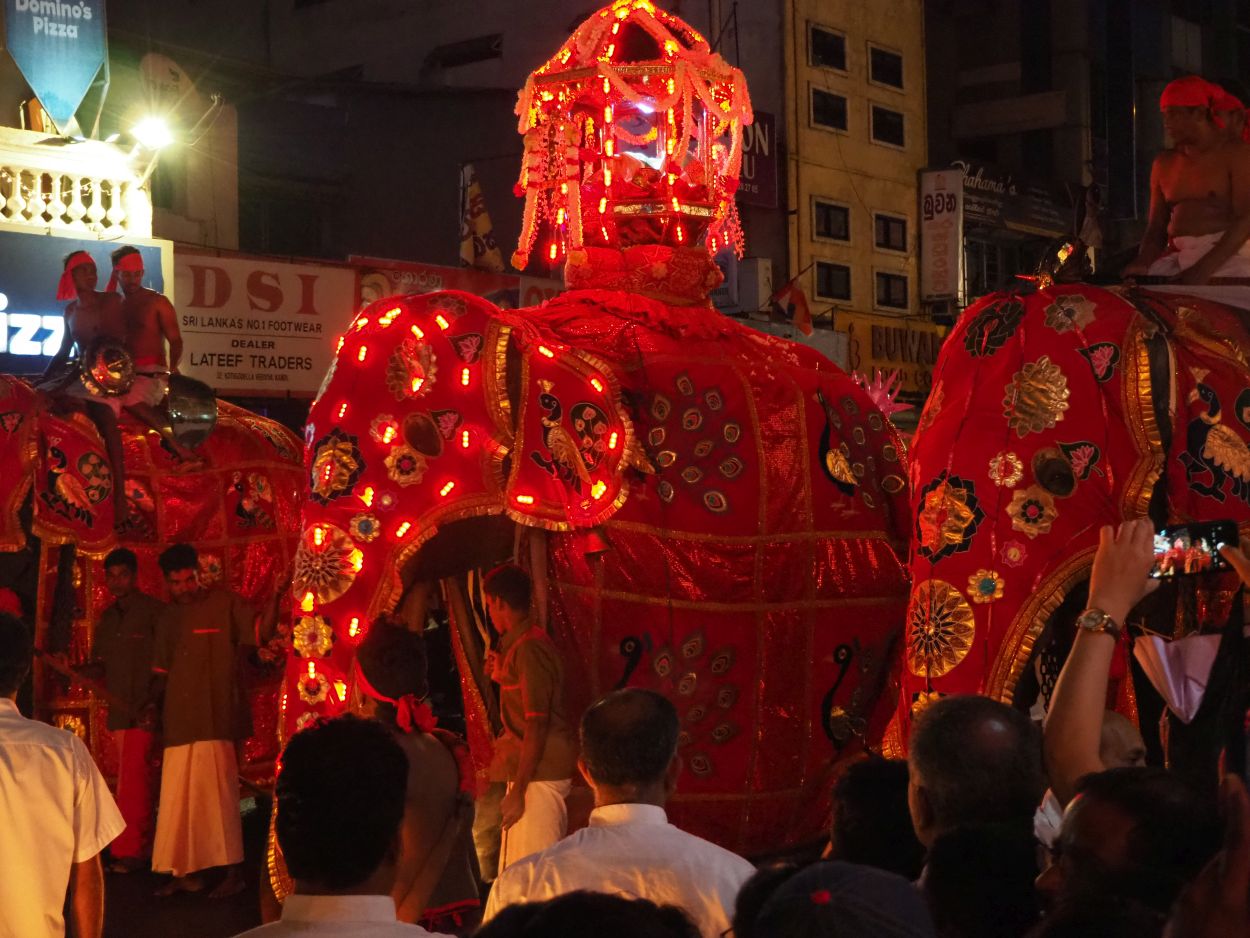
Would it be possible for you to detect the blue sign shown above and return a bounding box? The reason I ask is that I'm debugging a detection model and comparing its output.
[0,230,166,375]
[5,0,107,132]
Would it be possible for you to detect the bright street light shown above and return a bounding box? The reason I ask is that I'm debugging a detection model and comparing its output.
[132,116,173,150]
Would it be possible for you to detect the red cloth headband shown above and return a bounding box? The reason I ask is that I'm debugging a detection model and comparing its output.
[0,588,21,617]
[353,659,438,735]
[106,252,144,293]
[1160,75,1217,111]
[56,252,93,302]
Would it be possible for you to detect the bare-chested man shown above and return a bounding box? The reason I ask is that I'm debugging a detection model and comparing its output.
[106,246,198,463]
[42,250,130,514]
[1123,75,1250,285]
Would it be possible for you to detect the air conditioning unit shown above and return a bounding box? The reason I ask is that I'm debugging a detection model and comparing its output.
[738,257,773,313]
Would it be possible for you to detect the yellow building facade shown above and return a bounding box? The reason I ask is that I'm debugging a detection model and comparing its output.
[783,0,928,334]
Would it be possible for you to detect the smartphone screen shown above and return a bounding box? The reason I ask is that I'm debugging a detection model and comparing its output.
[1150,520,1240,578]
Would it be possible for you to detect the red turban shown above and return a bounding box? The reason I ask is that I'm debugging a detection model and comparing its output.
[55,251,93,302]
[1159,75,1218,110]
[106,251,144,293]
[1212,87,1245,112]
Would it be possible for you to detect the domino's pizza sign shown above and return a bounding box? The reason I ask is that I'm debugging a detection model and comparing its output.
[5,0,107,132]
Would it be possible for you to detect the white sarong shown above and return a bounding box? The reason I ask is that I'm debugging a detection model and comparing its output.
[151,740,243,877]
[1148,232,1250,309]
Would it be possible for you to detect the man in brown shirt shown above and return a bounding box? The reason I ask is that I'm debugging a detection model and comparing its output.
[78,548,164,872]
[477,564,576,878]
[149,543,257,898]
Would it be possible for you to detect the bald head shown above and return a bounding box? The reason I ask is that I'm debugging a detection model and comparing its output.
[908,695,1043,845]
[580,688,679,790]
[1099,710,1146,769]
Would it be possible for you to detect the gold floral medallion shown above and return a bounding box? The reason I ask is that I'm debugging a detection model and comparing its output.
[988,451,1024,488]
[1004,356,1070,437]
[1007,485,1058,539]
[906,579,976,678]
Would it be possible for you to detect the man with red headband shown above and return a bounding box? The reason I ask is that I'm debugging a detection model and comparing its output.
[107,246,198,463]
[41,250,130,511]
[1124,75,1250,285]
[1211,82,1249,143]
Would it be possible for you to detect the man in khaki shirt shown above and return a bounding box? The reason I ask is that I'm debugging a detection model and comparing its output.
[149,543,257,898]
[477,564,576,877]
[78,548,163,872]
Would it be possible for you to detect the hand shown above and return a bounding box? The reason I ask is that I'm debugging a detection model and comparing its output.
[484,650,500,681]
[1165,774,1250,937]
[500,785,527,831]
[1087,519,1159,626]
[1219,539,1250,590]
[255,646,280,664]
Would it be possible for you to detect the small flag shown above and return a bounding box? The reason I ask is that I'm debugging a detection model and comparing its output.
[771,280,813,336]
[459,163,505,273]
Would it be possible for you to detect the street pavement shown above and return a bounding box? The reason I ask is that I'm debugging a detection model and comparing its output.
[103,795,269,938]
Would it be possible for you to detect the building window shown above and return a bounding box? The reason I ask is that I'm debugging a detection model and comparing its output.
[814,200,850,241]
[815,262,852,301]
[874,214,907,252]
[810,25,847,70]
[869,46,904,88]
[870,105,905,146]
[875,272,909,310]
[812,89,848,131]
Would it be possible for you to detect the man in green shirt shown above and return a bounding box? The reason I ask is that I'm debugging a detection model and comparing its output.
[149,543,257,898]
[477,564,576,877]
[78,548,164,872]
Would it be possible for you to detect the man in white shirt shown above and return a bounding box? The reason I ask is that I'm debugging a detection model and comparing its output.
[482,688,755,938]
[233,714,453,937]
[0,608,125,938]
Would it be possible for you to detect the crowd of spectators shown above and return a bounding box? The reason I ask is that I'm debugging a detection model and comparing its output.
[4,525,1250,936]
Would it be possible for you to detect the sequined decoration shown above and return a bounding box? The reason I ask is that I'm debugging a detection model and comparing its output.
[309,429,364,505]
[1004,356,1070,437]
[385,444,427,487]
[988,452,1024,488]
[1043,293,1097,333]
[349,513,381,543]
[385,333,437,402]
[1007,485,1058,539]
[906,580,976,678]
[1000,540,1028,568]
[967,569,1005,604]
[915,473,985,562]
[198,552,224,585]
[293,523,360,604]
[293,614,334,658]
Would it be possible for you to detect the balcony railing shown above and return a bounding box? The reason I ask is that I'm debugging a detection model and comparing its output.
[0,126,152,238]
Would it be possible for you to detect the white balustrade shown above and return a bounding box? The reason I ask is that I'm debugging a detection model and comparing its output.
[0,126,152,237]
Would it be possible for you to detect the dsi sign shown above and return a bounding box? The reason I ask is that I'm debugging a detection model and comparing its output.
[5,0,107,131]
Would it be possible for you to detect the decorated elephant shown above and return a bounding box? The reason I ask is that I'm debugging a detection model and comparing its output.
[283,0,910,857]
[0,373,304,781]
[891,281,1250,779]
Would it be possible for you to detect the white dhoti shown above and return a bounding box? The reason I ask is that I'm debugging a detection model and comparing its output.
[497,778,571,874]
[151,740,243,877]
[1148,233,1250,309]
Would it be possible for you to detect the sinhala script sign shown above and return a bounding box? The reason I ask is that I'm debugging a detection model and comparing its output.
[5,0,107,131]
[174,253,358,396]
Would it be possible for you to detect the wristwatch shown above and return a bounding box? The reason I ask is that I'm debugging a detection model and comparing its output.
[1075,607,1122,640]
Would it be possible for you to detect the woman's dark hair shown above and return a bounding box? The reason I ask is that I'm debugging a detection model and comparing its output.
[475,891,699,938]
[732,862,804,938]
[275,714,408,890]
[923,822,1041,938]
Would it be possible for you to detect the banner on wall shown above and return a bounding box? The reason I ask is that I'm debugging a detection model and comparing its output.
[5,0,107,131]
[174,252,358,395]
[842,311,947,401]
[919,169,964,302]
